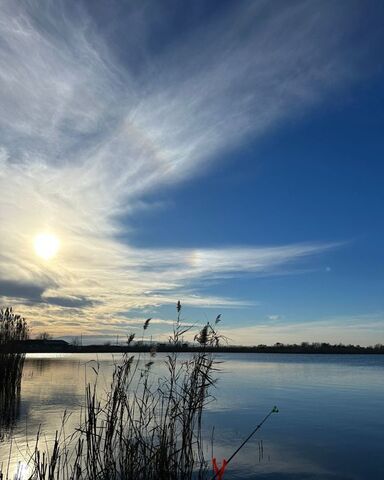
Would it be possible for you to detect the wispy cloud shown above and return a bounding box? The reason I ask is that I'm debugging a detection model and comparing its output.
[0,1,370,335]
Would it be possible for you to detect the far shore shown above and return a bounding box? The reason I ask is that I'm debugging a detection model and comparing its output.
[1,340,383,355]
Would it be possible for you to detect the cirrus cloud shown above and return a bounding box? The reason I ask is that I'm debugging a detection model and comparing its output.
[0,0,372,337]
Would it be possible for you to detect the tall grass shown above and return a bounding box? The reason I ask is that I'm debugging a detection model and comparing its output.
[0,308,29,440]
[2,303,220,480]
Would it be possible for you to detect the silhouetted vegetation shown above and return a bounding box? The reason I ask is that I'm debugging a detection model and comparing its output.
[0,307,29,439]
[0,303,225,479]
[35,332,52,341]
[5,340,383,355]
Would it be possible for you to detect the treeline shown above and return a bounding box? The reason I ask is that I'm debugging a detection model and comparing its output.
[2,339,384,354]
[222,342,384,354]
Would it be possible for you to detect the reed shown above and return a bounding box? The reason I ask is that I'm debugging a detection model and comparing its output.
[0,308,29,440]
[2,303,221,480]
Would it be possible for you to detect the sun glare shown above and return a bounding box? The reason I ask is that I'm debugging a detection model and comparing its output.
[34,233,60,260]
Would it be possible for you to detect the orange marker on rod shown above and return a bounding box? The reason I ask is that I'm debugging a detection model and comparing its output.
[210,406,279,480]
[212,458,228,480]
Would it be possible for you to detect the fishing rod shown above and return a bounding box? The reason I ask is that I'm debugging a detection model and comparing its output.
[210,405,279,480]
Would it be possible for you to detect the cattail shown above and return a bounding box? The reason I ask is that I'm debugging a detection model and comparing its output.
[195,323,209,346]
[143,318,151,330]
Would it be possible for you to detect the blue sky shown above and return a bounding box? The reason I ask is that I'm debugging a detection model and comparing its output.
[0,0,383,345]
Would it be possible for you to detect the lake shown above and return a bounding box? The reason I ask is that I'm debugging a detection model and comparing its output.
[1,353,383,479]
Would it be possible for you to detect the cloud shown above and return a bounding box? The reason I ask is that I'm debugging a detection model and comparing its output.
[0,280,45,303]
[42,296,96,309]
[0,0,372,336]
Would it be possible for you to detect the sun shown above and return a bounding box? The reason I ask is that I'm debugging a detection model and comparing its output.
[34,233,60,260]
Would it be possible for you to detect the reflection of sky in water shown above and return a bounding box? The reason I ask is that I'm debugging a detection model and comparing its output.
[1,353,383,479]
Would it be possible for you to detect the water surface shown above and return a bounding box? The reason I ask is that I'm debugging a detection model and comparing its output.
[1,353,383,479]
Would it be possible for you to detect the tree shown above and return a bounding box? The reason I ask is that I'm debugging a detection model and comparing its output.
[36,332,52,341]
[71,337,81,347]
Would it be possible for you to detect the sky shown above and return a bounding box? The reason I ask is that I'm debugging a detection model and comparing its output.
[0,0,383,346]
